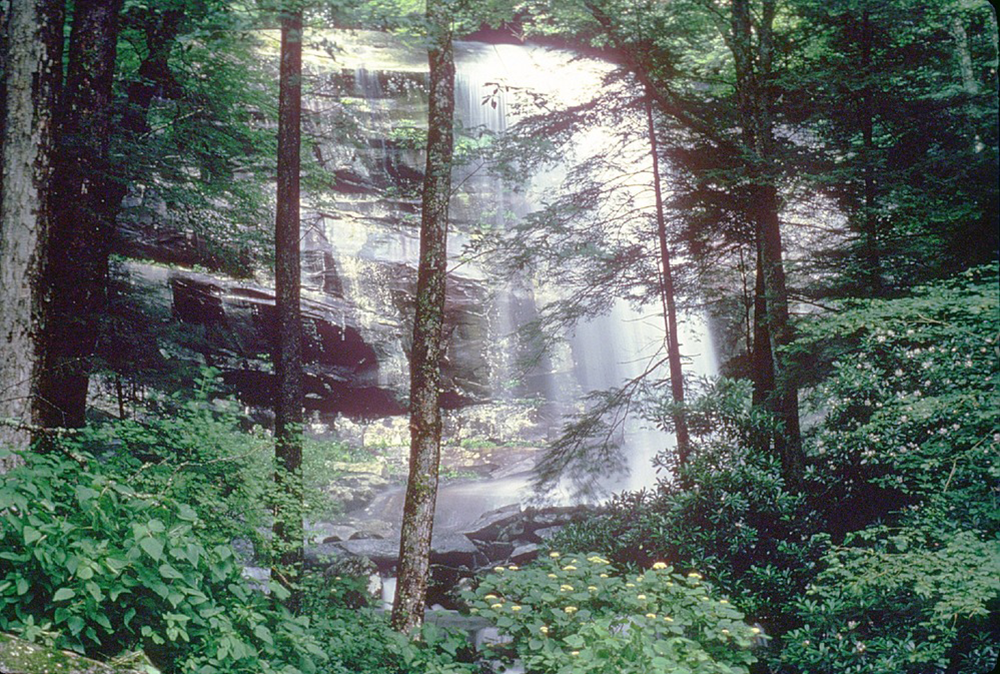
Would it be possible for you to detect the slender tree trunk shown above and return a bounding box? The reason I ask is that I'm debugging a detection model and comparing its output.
[730,0,803,486]
[391,0,455,633]
[857,11,882,295]
[0,0,64,461]
[750,248,775,407]
[272,6,304,612]
[643,87,690,466]
[36,0,124,430]
[1,0,9,205]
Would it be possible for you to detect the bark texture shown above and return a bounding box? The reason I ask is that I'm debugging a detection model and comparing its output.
[0,0,64,462]
[391,0,455,634]
[272,7,305,612]
[36,0,124,430]
[643,88,690,467]
[730,0,803,486]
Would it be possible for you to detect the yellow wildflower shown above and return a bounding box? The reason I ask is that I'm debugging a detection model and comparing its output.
[548,573,558,579]
[511,605,522,612]
[563,565,577,571]
[626,583,635,588]
[637,594,647,600]
[484,594,497,600]
[508,565,519,571]
[645,613,656,619]
[570,651,580,656]
[600,573,609,578]
[652,562,668,570]
[491,603,503,609]
[494,566,505,572]
[560,584,574,591]
[564,606,578,614]
[539,626,549,634]
[549,552,561,558]
[587,586,597,591]
[688,572,702,580]
[664,616,674,622]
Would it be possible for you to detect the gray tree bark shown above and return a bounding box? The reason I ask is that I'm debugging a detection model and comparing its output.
[391,0,455,634]
[0,0,64,464]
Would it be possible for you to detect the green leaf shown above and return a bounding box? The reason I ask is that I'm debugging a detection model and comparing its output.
[23,526,42,544]
[53,588,76,602]
[67,615,85,635]
[159,563,184,580]
[140,537,164,561]
[253,624,274,645]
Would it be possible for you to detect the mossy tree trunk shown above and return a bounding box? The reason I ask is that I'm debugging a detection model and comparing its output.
[391,0,455,634]
[0,0,64,461]
[272,4,304,612]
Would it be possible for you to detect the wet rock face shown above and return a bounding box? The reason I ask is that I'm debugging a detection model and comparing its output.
[110,31,552,422]
[162,259,494,417]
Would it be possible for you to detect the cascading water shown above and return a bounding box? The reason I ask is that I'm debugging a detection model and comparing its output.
[313,33,718,516]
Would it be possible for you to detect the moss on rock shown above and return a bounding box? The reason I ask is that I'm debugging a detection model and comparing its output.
[0,633,154,674]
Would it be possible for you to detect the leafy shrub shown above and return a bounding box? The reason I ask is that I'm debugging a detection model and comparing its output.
[553,379,825,635]
[467,552,760,673]
[295,569,478,674]
[797,264,1000,538]
[70,377,274,551]
[782,523,1000,674]
[0,449,321,673]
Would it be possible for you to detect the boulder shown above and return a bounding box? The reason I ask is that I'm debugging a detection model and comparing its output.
[0,633,152,674]
[509,543,540,565]
[463,504,523,542]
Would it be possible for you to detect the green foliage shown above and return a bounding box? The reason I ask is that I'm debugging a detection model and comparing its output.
[113,1,277,276]
[551,390,824,635]
[467,553,759,673]
[0,450,321,674]
[68,375,274,550]
[767,264,1000,672]
[796,264,1000,535]
[782,524,1000,674]
[299,573,476,674]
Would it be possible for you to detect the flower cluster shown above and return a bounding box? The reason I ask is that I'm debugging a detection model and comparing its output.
[466,552,759,674]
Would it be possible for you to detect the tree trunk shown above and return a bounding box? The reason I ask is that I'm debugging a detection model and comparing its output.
[730,0,803,486]
[272,6,304,612]
[750,249,775,408]
[0,0,64,462]
[36,0,124,431]
[643,87,690,467]
[391,0,455,634]
[857,10,882,295]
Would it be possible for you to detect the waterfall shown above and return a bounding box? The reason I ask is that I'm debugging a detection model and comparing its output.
[314,32,718,502]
